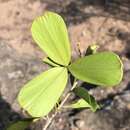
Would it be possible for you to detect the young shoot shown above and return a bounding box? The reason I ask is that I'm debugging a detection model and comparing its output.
[6,11,123,130]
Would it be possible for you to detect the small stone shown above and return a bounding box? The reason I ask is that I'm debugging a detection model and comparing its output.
[75,119,85,128]
[7,70,24,79]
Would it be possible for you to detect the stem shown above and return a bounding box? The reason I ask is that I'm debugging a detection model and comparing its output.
[42,79,78,130]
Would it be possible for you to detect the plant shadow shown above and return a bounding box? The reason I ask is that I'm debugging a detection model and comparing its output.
[0,93,23,130]
[43,0,130,25]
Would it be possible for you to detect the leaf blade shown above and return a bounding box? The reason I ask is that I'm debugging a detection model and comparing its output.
[69,52,123,86]
[69,99,90,108]
[68,99,99,112]
[31,11,71,66]
[73,87,100,112]
[6,119,33,130]
[18,67,68,117]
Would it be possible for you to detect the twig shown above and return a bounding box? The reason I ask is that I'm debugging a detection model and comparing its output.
[42,79,78,130]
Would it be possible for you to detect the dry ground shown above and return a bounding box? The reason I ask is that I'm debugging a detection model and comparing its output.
[0,0,130,130]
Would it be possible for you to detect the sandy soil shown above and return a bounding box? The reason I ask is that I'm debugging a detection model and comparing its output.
[0,0,130,130]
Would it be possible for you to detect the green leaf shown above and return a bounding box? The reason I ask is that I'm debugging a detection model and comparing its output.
[31,11,71,66]
[6,118,33,130]
[68,99,99,111]
[69,52,123,86]
[73,87,100,112]
[43,57,59,67]
[18,67,68,117]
